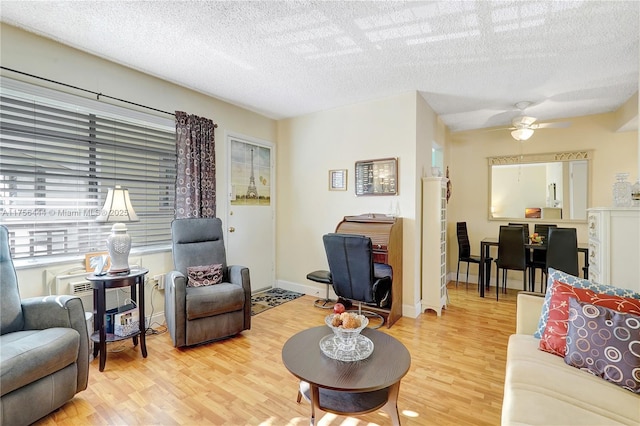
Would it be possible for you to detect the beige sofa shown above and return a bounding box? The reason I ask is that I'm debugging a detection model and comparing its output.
[502,292,640,425]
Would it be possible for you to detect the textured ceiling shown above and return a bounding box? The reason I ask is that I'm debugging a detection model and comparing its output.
[1,1,638,132]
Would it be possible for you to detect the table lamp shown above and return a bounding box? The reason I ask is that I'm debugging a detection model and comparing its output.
[95,185,139,275]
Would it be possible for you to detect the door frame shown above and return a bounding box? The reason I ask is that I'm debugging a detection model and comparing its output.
[225,131,276,290]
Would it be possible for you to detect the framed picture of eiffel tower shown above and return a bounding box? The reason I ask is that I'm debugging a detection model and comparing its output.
[230,140,271,205]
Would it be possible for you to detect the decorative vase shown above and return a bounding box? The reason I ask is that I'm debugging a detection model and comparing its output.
[612,173,632,207]
[106,223,132,274]
[632,179,640,207]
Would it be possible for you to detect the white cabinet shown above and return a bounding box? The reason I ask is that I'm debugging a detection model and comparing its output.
[421,177,448,316]
[587,207,640,292]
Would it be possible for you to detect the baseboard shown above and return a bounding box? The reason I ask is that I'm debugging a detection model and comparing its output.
[448,271,545,292]
[145,312,165,330]
[402,301,421,319]
[276,279,335,299]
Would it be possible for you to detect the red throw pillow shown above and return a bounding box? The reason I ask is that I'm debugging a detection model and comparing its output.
[539,280,640,357]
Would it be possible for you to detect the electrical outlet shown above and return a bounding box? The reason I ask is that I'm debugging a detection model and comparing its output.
[154,274,165,290]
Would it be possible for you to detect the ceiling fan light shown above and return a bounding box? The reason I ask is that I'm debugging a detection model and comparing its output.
[512,115,537,127]
[511,128,534,141]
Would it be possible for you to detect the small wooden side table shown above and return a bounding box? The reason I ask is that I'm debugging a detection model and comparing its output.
[86,268,149,371]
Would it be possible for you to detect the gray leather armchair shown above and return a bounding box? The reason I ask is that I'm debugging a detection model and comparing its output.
[0,225,89,426]
[165,218,251,347]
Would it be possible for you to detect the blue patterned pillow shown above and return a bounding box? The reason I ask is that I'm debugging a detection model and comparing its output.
[533,268,640,338]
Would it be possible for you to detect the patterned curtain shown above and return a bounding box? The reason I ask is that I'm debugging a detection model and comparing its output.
[174,111,217,218]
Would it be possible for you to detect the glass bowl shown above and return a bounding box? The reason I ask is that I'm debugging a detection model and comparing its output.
[325,313,368,350]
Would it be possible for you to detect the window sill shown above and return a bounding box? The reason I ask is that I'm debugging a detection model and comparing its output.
[13,245,171,271]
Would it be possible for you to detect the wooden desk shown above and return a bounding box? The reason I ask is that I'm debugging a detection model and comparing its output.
[86,268,148,371]
[478,239,588,298]
[282,326,411,425]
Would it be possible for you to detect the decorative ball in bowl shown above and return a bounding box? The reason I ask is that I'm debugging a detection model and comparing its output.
[325,312,368,351]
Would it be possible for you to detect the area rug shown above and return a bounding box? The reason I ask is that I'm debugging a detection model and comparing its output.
[251,288,304,316]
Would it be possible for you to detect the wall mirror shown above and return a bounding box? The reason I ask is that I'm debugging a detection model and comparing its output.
[488,151,591,222]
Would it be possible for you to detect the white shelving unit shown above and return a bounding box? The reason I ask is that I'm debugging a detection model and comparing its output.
[421,177,448,316]
[587,207,640,292]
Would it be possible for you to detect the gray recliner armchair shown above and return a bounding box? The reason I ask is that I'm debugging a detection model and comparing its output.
[0,225,89,426]
[165,218,251,347]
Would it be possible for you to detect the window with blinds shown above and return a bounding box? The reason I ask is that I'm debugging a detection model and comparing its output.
[0,79,176,260]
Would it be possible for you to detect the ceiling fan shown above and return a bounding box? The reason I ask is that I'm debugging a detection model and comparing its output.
[502,101,571,141]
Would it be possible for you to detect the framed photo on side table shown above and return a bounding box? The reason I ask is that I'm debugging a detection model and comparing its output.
[329,169,347,191]
[85,252,110,274]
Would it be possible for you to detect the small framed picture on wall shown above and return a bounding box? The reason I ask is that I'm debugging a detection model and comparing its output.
[329,169,347,191]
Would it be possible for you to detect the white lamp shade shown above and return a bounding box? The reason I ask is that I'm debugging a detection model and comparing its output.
[96,186,139,223]
[511,128,534,141]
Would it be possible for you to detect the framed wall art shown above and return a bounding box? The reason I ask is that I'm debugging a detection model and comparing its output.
[329,169,348,191]
[354,157,398,196]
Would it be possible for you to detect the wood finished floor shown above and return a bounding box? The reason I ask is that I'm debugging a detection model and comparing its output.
[36,283,518,426]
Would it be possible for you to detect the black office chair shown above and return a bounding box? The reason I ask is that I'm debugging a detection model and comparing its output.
[322,233,392,328]
[494,225,528,300]
[456,222,492,290]
[545,227,579,293]
[528,224,558,292]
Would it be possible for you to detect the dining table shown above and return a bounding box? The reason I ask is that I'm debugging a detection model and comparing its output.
[478,238,589,298]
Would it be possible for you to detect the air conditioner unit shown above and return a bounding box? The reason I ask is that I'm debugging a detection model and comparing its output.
[54,271,93,296]
[48,259,142,299]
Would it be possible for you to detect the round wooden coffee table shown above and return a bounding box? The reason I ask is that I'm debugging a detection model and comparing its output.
[282,326,411,425]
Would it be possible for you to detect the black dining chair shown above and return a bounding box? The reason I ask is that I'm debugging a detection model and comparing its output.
[509,222,540,291]
[508,222,530,239]
[495,225,528,300]
[544,227,579,292]
[456,222,492,290]
[528,223,558,292]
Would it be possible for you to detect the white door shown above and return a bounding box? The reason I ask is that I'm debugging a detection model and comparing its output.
[226,134,275,292]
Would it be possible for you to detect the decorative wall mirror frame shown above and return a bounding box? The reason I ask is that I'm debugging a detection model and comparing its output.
[488,150,592,223]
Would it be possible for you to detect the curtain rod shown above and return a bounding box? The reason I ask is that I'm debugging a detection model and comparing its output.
[1,66,218,128]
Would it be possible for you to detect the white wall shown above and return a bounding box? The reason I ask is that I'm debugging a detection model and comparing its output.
[275,92,416,304]
[276,91,443,316]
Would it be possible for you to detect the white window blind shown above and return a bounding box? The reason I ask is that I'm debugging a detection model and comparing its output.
[0,78,176,260]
